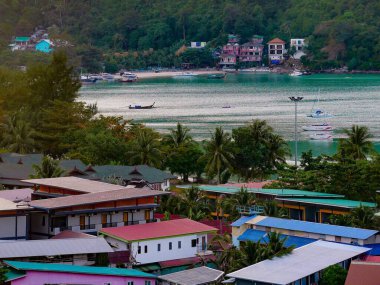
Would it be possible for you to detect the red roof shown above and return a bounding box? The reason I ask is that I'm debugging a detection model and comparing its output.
[362,255,380,263]
[268,38,285,44]
[100,219,218,241]
[158,254,216,268]
[345,261,380,285]
[51,230,96,239]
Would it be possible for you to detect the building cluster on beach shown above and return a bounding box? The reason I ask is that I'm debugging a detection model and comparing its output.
[219,34,306,68]
[0,153,379,284]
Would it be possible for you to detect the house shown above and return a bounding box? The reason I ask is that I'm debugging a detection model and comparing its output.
[158,266,224,285]
[0,237,113,265]
[268,38,286,65]
[290,38,306,59]
[345,261,380,285]
[220,35,240,67]
[35,39,54,53]
[0,198,30,240]
[87,165,177,191]
[99,218,217,265]
[10,37,30,51]
[239,35,264,66]
[4,260,156,285]
[190,42,207,48]
[231,215,378,247]
[27,181,167,238]
[226,240,370,285]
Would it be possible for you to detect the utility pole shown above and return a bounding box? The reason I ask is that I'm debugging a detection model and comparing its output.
[289,97,303,167]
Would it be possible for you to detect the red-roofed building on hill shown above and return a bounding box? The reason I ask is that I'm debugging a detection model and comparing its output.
[268,38,286,65]
[99,219,217,265]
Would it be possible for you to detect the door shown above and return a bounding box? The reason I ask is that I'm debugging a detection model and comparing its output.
[202,236,206,250]
[79,215,85,230]
[101,213,108,226]
[145,210,150,222]
[123,212,129,225]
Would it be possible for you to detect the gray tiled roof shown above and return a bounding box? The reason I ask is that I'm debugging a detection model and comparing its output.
[159,266,224,285]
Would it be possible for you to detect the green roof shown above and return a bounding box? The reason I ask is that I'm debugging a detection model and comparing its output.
[15,37,30,42]
[4,260,156,278]
[5,269,26,282]
[179,185,344,198]
[276,198,377,209]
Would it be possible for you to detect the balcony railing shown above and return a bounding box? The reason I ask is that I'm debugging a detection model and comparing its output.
[124,220,140,226]
[80,224,96,230]
[102,222,117,228]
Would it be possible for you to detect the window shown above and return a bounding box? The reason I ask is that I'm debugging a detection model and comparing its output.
[335,236,341,242]
[178,241,181,249]
[128,282,134,285]
[138,246,141,254]
[197,238,199,244]
[276,50,282,54]
[191,239,197,247]
[144,245,148,253]
[157,243,161,251]
[104,283,111,285]
[42,216,46,226]
[169,242,172,250]
[145,281,151,285]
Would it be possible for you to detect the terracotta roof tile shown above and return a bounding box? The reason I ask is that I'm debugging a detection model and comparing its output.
[268,38,285,44]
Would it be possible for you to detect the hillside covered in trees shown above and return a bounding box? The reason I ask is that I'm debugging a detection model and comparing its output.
[1,0,380,71]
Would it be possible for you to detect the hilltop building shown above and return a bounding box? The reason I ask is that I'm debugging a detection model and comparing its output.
[35,39,54,53]
[268,37,286,65]
[190,42,207,48]
[290,38,306,59]
[220,34,240,67]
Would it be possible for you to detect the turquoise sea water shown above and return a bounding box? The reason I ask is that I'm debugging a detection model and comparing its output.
[79,73,380,156]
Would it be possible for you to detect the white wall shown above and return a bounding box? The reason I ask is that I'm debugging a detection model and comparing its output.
[108,233,208,265]
[0,215,27,240]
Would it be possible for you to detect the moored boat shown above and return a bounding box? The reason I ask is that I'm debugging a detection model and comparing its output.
[290,70,303,77]
[307,108,334,118]
[80,75,97,84]
[309,132,333,140]
[129,102,155,109]
[208,73,226,79]
[118,72,138,83]
[173,72,198,78]
[302,123,333,131]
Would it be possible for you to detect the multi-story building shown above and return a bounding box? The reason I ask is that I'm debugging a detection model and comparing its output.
[220,35,240,67]
[239,35,264,65]
[290,38,306,59]
[100,218,217,265]
[268,37,286,65]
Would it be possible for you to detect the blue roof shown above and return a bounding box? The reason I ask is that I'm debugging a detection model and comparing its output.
[364,244,380,256]
[231,215,256,227]
[255,217,378,240]
[238,229,316,248]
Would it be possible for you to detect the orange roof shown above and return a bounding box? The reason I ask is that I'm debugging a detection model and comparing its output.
[268,38,285,44]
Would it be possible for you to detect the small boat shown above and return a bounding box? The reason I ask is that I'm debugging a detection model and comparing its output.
[302,123,333,131]
[80,75,97,84]
[309,133,333,140]
[307,108,334,118]
[290,70,303,77]
[101,73,115,81]
[118,72,138,83]
[208,73,226,79]
[129,102,155,109]
[222,105,231,108]
[173,72,198,78]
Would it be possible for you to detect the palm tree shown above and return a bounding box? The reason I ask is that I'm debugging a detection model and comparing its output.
[339,125,373,160]
[265,134,290,168]
[262,200,289,218]
[328,214,353,227]
[265,232,294,258]
[128,128,162,168]
[203,127,234,183]
[165,122,192,147]
[216,245,244,273]
[30,155,64,178]
[351,205,375,229]
[222,187,256,220]
[178,186,210,217]
[240,240,266,265]
[1,114,36,154]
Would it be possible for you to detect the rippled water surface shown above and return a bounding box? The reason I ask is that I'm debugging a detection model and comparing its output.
[79,73,380,155]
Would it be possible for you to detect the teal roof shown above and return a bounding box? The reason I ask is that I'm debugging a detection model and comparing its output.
[276,198,377,209]
[5,260,156,278]
[15,37,30,42]
[179,185,344,198]
[5,269,26,282]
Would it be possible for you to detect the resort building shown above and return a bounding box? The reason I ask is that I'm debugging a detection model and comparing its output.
[35,39,54,53]
[158,266,224,285]
[239,36,264,66]
[4,260,156,285]
[220,34,240,67]
[99,218,217,265]
[226,240,370,285]
[268,37,286,65]
[28,183,167,239]
[0,237,113,265]
[290,38,306,59]
[0,198,30,240]
[179,185,377,222]
[231,215,378,247]
[190,42,207,48]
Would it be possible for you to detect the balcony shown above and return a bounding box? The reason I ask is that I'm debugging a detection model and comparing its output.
[80,224,96,230]
[102,222,117,228]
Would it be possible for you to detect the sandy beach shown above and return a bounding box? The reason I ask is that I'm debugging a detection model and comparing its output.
[119,69,226,79]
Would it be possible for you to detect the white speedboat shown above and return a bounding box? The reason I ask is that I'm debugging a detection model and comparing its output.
[307,108,334,118]
[290,70,303,77]
[302,123,333,131]
[173,72,198,78]
[309,133,333,140]
[101,73,115,81]
[118,72,138,83]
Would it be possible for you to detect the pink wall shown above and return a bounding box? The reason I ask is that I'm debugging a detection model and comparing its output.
[12,270,156,285]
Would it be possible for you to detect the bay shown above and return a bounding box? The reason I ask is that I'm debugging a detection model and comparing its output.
[79,73,380,156]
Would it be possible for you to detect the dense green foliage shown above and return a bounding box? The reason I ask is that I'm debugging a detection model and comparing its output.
[1,0,380,70]
[320,265,347,285]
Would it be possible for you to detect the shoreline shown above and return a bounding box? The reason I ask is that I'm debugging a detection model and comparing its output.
[129,69,225,79]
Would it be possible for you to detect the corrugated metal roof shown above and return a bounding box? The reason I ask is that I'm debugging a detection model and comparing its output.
[30,187,166,210]
[158,266,224,285]
[276,197,377,208]
[363,244,380,256]
[231,215,256,227]
[0,198,30,211]
[100,218,217,242]
[251,216,378,240]
[227,240,370,285]
[0,188,33,202]
[5,260,156,278]
[345,261,380,285]
[0,238,113,258]
[237,229,316,248]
